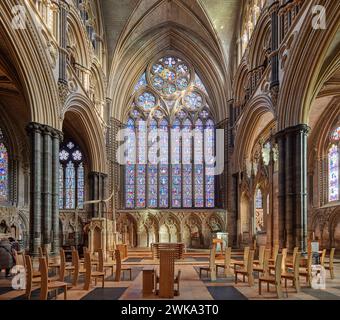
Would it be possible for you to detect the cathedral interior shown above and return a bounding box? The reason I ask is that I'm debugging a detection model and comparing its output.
[0,0,340,301]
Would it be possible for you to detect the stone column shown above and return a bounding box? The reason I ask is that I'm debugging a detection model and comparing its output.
[276,124,309,252]
[27,123,43,256]
[269,1,280,89]
[58,0,69,85]
[276,131,286,249]
[294,125,309,254]
[51,129,63,254]
[42,127,53,249]
[89,172,99,217]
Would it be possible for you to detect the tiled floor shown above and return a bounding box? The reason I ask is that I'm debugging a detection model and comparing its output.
[1,253,340,300]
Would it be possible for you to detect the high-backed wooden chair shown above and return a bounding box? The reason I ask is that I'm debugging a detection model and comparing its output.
[39,257,67,300]
[158,249,176,298]
[234,249,255,286]
[71,249,86,286]
[286,247,299,268]
[114,249,132,281]
[216,247,232,277]
[299,251,312,286]
[254,249,270,276]
[270,248,287,273]
[259,254,283,298]
[325,248,335,279]
[254,246,265,267]
[59,248,75,284]
[24,255,41,300]
[234,246,250,269]
[174,270,181,296]
[320,249,327,267]
[199,245,216,280]
[43,246,60,272]
[269,244,279,264]
[281,252,301,292]
[38,246,44,258]
[83,252,105,290]
[97,248,114,276]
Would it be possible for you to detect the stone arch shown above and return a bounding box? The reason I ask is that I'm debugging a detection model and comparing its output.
[62,94,107,173]
[158,212,181,244]
[233,95,275,172]
[116,213,137,247]
[137,213,159,248]
[277,1,340,130]
[182,213,203,249]
[108,26,229,123]
[0,1,60,129]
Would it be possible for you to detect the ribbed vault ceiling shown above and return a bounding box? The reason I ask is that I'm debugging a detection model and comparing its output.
[102,0,241,69]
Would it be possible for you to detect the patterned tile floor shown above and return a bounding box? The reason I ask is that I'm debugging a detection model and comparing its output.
[1,255,339,300]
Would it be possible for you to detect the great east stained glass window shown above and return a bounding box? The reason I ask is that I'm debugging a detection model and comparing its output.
[124,55,216,209]
[0,128,9,203]
[328,126,340,202]
[59,140,85,210]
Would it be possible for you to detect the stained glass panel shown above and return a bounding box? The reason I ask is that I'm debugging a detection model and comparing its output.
[137,92,156,111]
[136,120,146,208]
[184,92,203,111]
[205,119,215,208]
[0,142,8,202]
[148,119,158,208]
[171,119,181,207]
[134,73,147,92]
[329,144,339,202]
[194,73,208,95]
[256,188,263,209]
[183,119,192,207]
[59,140,85,210]
[77,163,84,209]
[65,161,76,209]
[159,119,169,207]
[59,166,64,209]
[125,118,136,208]
[194,120,204,207]
[331,126,340,141]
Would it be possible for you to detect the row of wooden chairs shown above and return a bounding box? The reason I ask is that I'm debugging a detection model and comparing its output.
[17,246,132,300]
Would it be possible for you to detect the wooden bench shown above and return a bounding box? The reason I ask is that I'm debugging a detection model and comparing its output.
[151,243,185,260]
[116,244,128,260]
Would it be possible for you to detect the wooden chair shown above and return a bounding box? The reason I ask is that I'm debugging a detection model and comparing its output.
[199,245,216,280]
[286,247,299,268]
[234,249,255,286]
[43,246,60,273]
[38,246,44,258]
[281,252,301,292]
[270,248,287,273]
[234,246,250,269]
[254,249,270,276]
[254,246,265,266]
[320,249,327,267]
[71,249,86,286]
[299,251,312,287]
[83,252,105,290]
[39,257,67,300]
[259,254,283,299]
[158,249,176,298]
[24,255,41,300]
[216,247,232,277]
[174,270,181,296]
[114,249,132,281]
[324,248,335,279]
[97,248,114,276]
[269,244,279,264]
[59,248,75,284]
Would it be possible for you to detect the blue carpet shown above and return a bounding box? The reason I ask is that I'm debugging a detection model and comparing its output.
[0,286,15,295]
[105,267,142,281]
[81,287,127,300]
[194,257,209,262]
[302,288,340,300]
[13,288,57,300]
[194,266,234,283]
[207,286,248,300]
[124,258,143,263]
